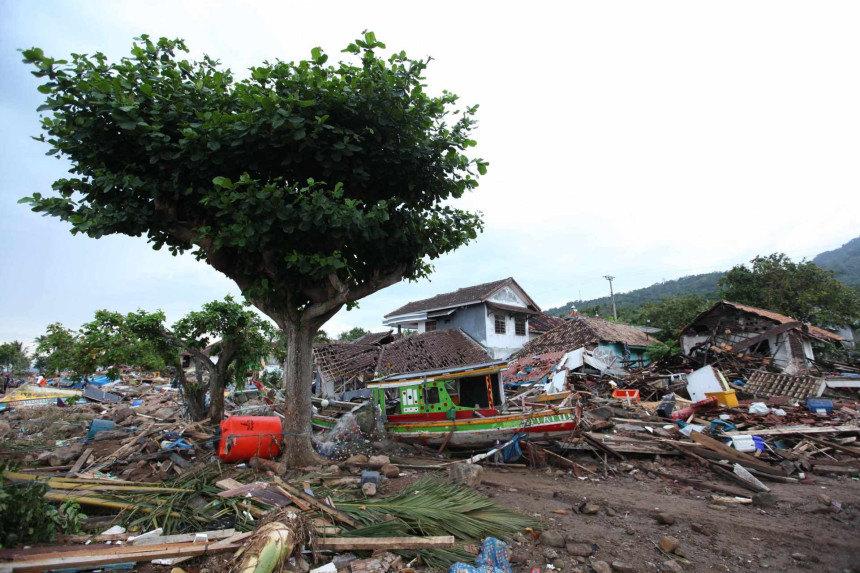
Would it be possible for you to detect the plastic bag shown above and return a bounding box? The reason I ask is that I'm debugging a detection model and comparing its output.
[748,402,770,415]
[449,538,512,573]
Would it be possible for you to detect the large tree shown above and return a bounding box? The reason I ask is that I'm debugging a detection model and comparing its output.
[719,253,860,326]
[0,341,30,373]
[21,33,485,465]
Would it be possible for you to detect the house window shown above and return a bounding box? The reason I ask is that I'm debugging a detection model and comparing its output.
[494,314,506,334]
[425,320,437,332]
[515,317,526,336]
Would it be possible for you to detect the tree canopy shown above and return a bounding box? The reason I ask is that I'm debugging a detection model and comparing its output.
[338,326,369,341]
[21,32,486,326]
[0,341,30,373]
[719,253,860,326]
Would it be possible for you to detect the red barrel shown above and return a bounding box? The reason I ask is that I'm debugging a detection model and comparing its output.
[218,416,283,462]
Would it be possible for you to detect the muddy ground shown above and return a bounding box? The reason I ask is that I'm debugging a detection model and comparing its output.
[474,463,860,573]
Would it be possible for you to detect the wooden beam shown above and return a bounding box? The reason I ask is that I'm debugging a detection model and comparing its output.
[317,535,455,551]
[723,425,860,437]
[689,431,780,473]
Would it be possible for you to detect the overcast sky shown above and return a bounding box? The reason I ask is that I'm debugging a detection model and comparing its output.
[1,0,858,345]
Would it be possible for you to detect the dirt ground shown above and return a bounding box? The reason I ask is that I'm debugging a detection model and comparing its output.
[473,464,860,573]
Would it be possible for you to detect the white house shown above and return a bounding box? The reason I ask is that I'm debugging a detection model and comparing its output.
[383,278,541,359]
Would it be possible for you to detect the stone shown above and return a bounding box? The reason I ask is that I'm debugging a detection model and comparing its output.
[152,407,176,420]
[691,523,710,536]
[707,504,727,511]
[791,553,806,562]
[361,482,377,497]
[661,559,684,572]
[752,492,778,508]
[368,454,390,466]
[580,503,600,515]
[565,542,593,557]
[659,536,681,554]
[37,442,84,467]
[326,464,341,474]
[592,561,612,573]
[0,420,13,440]
[605,507,617,517]
[448,463,483,487]
[553,558,565,570]
[611,562,636,573]
[655,512,675,525]
[112,406,133,423]
[344,454,368,465]
[817,493,832,505]
[539,530,566,548]
[380,463,400,478]
[542,547,560,559]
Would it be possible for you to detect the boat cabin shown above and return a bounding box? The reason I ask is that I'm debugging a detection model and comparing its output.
[367,361,508,422]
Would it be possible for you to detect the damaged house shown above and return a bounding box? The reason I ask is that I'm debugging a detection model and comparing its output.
[313,328,492,396]
[680,300,846,374]
[515,315,659,368]
[382,277,541,359]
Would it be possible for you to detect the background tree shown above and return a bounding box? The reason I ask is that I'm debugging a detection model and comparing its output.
[127,297,273,423]
[0,341,30,373]
[22,33,486,466]
[627,294,712,344]
[34,324,76,376]
[719,253,860,326]
[338,327,369,342]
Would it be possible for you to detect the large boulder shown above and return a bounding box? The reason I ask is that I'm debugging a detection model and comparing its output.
[448,463,483,487]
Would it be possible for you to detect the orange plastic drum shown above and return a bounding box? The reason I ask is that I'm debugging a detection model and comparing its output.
[217,416,282,462]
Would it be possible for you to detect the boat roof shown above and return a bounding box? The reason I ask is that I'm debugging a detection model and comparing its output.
[367,360,507,389]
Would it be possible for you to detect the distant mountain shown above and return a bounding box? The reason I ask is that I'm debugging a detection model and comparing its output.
[545,271,723,317]
[813,237,860,288]
[545,235,860,318]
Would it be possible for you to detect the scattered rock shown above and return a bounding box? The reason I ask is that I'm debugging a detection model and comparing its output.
[817,493,832,505]
[380,464,400,478]
[592,561,612,573]
[580,503,600,515]
[791,553,806,562]
[112,406,133,423]
[38,442,84,467]
[361,482,377,497]
[661,559,684,572]
[542,547,559,559]
[539,530,566,548]
[752,492,778,508]
[448,463,483,487]
[605,507,617,517]
[659,536,681,554]
[326,464,341,474]
[565,542,593,557]
[344,454,368,465]
[655,512,675,525]
[368,454,390,466]
[691,523,710,536]
[611,562,636,573]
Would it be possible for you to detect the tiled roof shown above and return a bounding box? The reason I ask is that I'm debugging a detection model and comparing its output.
[502,351,566,386]
[351,331,396,346]
[385,277,540,317]
[314,328,493,383]
[377,329,493,377]
[690,301,845,343]
[514,316,656,358]
[528,312,565,335]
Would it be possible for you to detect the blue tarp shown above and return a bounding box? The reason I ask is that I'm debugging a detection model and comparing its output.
[449,538,512,573]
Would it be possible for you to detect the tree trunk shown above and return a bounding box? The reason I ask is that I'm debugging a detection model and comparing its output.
[208,367,226,426]
[279,320,320,467]
[185,382,208,421]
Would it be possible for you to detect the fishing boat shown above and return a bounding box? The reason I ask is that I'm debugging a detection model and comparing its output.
[366,361,577,448]
[0,384,82,410]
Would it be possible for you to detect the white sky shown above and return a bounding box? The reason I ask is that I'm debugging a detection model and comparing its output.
[1,0,858,345]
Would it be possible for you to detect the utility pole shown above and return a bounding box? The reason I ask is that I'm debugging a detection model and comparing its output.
[603,275,617,320]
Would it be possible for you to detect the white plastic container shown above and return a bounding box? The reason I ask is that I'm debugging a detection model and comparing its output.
[731,435,756,452]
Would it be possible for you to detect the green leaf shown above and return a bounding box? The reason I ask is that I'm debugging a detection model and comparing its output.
[293,129,306,141]
[212,176,233,189]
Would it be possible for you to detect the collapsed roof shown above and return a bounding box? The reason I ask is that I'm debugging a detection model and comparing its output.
[514,315,658,358]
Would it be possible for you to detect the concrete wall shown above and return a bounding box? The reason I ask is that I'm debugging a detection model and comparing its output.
[600,342,649,365]
[485,306,530,359]
[428,305,488,344]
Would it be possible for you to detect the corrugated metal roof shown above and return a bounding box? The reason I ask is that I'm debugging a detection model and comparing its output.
[384,277,540,318]
[687,300,845,343]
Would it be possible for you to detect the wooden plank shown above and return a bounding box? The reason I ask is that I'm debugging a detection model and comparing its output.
[689,431,777,472]
[274,477,359,528]
[0,538,247,572]
[723,425,860,437]
[651,468,753,497]
[67,448,93,475]
[318,535,455,551]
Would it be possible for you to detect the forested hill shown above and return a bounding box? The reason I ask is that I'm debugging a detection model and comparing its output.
[545,235,860,318]
[545,271,723,318]
[814,237,860,287]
